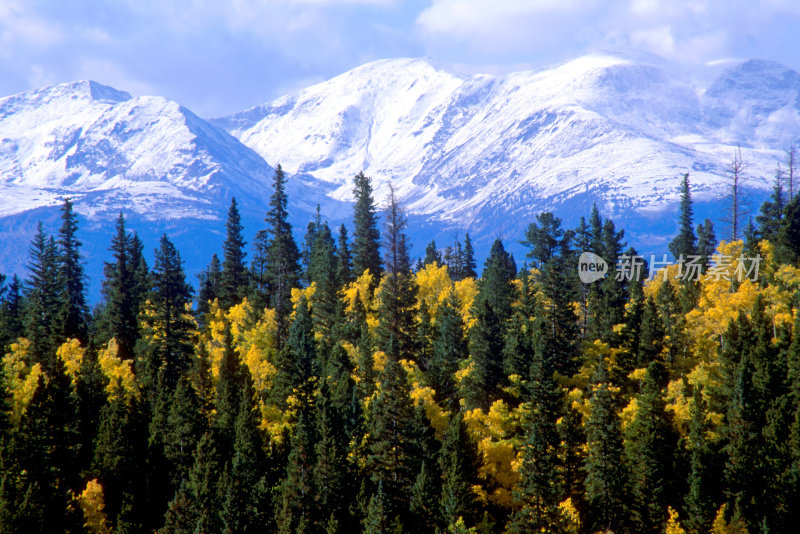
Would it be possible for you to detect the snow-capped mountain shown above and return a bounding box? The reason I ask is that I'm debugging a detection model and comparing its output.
[2,53,800,299]
[217,54,800,240]
[0,80,341,298]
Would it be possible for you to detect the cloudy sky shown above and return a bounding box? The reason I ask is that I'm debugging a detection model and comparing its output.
[2,0,800,117]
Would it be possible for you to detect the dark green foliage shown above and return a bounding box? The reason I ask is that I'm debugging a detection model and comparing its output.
[337,224,353,285]
[0,275,24,350]
[214,322,247,449]
[462,233,477,279]
[56,198,88,343]
[100,213,142,359]
[424,240,443,267]
[219,197,249,310]
[756,170,786,243]
[523,212,581,374]
[429,291,468,411]
[625,361,677,533]
[363,480,390,534]
[684,387,715,534]
[140,234,194,390]
[478,238,516,323]
[669,173,698,260]
[462,298,504,410]
[23,223,60,363]
[367,357,418,521]
[776,195,800,263]
[273,295,317,407]
[196,253,221,322]
[265,165,302,347]
[697,218,717,273]
[376,186,418,362]
[352,170,382,283]
[440,411,480,528]
[278,409,317,534]
[584,358,627,533]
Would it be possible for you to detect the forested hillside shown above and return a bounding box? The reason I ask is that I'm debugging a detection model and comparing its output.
[1,166,800,534]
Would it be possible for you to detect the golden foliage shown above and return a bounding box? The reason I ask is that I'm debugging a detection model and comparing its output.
[57,338,84,385]
[463,400,524,507]
[2,339,42,425]
[415,263,453,318]
[98,339,139,403]
[401,359,450,436]
[78,479,111,534]
[665,506,687,534]
[559,498,582,534]
[711,504,749,534]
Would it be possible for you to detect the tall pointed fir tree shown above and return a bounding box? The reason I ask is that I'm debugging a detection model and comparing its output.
[23,223,60,364]
[0,274,24,350]
[308,220,339,342]
[522,212,580,375]
[429,290,468,411]
[509,315,566,533]
[196,253,221,323]
[756,167,787,243]
[219,197,248,310]
[139,234,194,392]
[669,173,698,260]
[684,386,715,534]
[625,360,677,533]
[352,171,382,284]
[462,297,504,410]
[56,198,88,343]
[336,224,353,285]
[100,212,140,359]
[696,219,717,276]
[439,411,481,529]
[264,165,301,348]
[375,185,418,362]
[278,408,317,534]
[273,295,317,408]
[584,357,628,533]
[462,233,477,279]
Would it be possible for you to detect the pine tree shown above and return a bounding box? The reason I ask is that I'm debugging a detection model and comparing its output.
[313,381,349,529]
[196,253,221,323]
[423,240,443,267]
[214,322,246,450]
[185,431,224,533]
[219,197,248,310]
[336,224,353,285]
[429,291,468,411]
[265,165,302,347]
[221,376,268,534]
[56,198,88,343]
[367,357,418,521]
[462,233,477,279]
[0,275,24,350]
[462,298,504,410]
[278,409,317,534]
[670,173,698,260]
[163,377,207,488]
[684,387,715,534]
[625,360,676,533]
[23,223,60,363]
[477,238,516,323]
[308,220,339,342]
[756,167,787,243]
[363,481,390,534]
[724,146,749,241]
[509,315,565,533]
[140,234,194,390]
[696,219,717,275]
[439,412,480,528]
[100,213,139,359]
[249,228,270,308]
[776,195,800,264]
[375,185,418,362]
[352,171,382,283]
[273,295,317,407]
[584,358,627,533]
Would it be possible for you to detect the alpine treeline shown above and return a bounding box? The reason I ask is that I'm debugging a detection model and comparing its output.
[1,168,800,534]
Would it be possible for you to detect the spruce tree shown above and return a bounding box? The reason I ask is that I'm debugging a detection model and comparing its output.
[423,240,443,267]
[776,195,800,264]
[439,411,480,528]
[273,295,317,407]
[375,185,418,362]
[696,219,717,274]
[23,224,60,363]
[509,314,565,533]
[363,481,390,534]
[278,409,317,534]
[0,275,24,350]
[56,198,88,343]
[756,168,787,243]
[352,171,382,283]
[462,233,477,279]
[669,173,698,260]
[219,197,248,310]
[584,358,627,533]
[214,322,246,450]
[336,224,353,285]
[196,253,221,323]
[462,298,504,410]
[429,291,468,411]
[478,238,516,323]
[367,357,418,522]
[684,387,715,534]
[101,213,139,359]
[625,360,676,533]
[264,165,302,347]
[140,234,194,389]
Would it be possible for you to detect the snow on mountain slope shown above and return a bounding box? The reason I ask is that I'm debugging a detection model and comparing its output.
[218,54,800,230]
[0,80,282,221]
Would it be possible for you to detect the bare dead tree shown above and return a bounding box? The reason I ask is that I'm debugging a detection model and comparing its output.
[786,145,796,199]
[722,145,749,241]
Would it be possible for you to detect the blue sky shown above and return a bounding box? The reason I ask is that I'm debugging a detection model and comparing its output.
[2,0,800,117]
